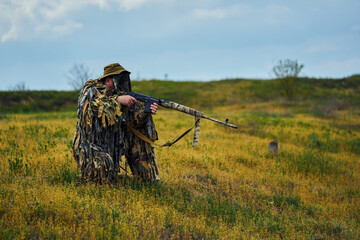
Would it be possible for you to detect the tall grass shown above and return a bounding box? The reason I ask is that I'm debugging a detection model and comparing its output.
[0,102,359,239]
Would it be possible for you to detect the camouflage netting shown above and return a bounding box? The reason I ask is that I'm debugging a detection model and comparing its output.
[72,79,159,183]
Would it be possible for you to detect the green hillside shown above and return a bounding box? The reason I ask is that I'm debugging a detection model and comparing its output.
[1,75,359,114]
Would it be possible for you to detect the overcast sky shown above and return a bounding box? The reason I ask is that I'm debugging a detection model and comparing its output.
[0,0,359,90]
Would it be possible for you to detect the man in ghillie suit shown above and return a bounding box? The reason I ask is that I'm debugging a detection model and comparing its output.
[72,63,160,183]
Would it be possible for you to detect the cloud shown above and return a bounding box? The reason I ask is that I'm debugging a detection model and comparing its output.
[193,8,227,19]
[192,4,252,20]
[49,21,83,37]
[116,0,149,11]
[307,43,339,53]
[0,0,153,42]
[263,5,290,25]
[191,3,289,25]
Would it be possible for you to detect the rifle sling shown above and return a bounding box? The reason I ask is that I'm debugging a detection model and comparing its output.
[126,120,199,147]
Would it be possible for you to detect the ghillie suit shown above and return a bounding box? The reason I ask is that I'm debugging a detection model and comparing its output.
[72,64,159,183]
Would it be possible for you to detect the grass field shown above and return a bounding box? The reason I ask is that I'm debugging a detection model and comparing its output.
[0,101,359,239]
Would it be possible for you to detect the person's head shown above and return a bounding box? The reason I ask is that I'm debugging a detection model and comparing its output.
[99,63,131,91]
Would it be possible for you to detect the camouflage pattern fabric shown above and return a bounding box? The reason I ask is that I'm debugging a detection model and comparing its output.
[72,79,159,183]
[123,103,160,181]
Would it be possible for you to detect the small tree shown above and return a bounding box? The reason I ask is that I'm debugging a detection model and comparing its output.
[9,82,27,91]
[66,63,92,90]
[272,59,304,100]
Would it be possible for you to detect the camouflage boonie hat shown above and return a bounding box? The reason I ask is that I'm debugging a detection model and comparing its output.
[99,63,130,80]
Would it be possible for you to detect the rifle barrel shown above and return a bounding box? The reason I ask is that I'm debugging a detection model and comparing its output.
[160,99,238,129]
[201,115,238,129]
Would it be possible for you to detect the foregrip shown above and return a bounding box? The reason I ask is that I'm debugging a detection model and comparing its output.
[159,99,202,117]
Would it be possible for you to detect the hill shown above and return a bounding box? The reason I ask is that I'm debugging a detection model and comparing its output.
[0,75,359,114]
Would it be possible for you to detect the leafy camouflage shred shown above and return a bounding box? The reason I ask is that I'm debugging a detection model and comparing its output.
[72,79,160,184]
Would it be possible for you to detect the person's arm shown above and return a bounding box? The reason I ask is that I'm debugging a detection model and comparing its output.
[117,95,158,114]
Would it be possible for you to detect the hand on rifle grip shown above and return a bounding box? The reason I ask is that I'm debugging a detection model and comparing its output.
[150,103,159,115]
[117,95,138,107]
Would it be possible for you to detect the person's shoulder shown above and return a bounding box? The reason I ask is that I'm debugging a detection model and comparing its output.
[81,79,102,93]
[84,79,99,88]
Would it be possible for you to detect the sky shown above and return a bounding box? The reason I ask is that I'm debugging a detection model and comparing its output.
[0,0,359,90]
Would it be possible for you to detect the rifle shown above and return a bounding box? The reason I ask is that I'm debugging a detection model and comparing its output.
[127,91,238,147]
